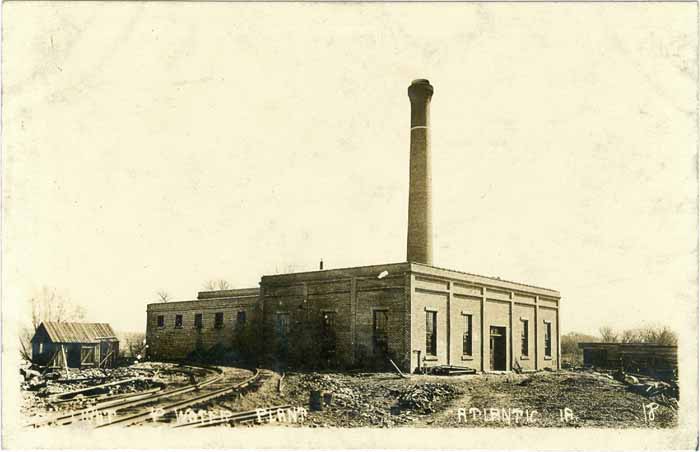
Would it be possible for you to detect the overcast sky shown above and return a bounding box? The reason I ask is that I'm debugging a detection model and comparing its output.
[3,3,697,338]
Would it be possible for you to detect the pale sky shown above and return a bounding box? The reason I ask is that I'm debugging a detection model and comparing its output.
[3,2,697,339]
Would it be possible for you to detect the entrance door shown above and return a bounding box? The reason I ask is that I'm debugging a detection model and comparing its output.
[320,311,337,365]
[67,345,82,368]
[489,326,507,371]
[80,346,96,366]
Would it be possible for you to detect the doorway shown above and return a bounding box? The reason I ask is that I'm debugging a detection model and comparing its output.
[489,326,507,371]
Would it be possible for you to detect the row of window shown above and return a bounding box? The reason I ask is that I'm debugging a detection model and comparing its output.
[426,311,474,357]
[160,309,554,358]
[521,319,552,358]
[425,313,553,359]
[273,310,390,355]
[156,311,246,329]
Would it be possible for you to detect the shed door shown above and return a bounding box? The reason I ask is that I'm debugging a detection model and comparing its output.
[80,346,96,366]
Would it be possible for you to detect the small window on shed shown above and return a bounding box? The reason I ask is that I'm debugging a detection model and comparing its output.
[157,315,165,328]
[175,314,183,328]
[194,313,203,329]
[214,312,224,329]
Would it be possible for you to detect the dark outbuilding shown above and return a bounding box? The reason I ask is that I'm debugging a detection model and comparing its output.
[30,321,119,369]
[578,342,677,378]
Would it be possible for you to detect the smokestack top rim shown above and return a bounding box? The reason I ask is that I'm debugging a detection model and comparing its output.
[408,79,434,101]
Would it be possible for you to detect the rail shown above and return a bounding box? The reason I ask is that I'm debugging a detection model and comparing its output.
[27,364,224,428]
[95,368,263,428]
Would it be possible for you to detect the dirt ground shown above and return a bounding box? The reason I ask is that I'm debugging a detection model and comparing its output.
[232,369,678,429]
[21,363,678,429]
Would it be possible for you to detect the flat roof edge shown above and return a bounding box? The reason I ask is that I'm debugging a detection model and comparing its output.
[409,262,560,296]
[147,295,259,308]
[260,262,411,280]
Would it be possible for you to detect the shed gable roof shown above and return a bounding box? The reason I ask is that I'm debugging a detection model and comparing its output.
[32,322,116,344]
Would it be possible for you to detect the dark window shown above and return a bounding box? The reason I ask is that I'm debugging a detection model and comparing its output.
[425,311,437,356]
[214,312,224,329]
[462,314,473,356]
[544,322,552,357]
[157,315,165,328]
[372,310,388,355]
[194,313,203,329]
[275,313,290,337]
[521,319,529,357]
[175,314,183,328]
[236,311,247,328]
[321,312,337,359]
[321,311,335,335]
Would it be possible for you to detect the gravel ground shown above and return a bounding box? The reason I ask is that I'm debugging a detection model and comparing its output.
[238,370,678,429]
[22,365,678,429]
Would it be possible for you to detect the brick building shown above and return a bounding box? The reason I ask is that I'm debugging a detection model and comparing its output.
[146,261,560,372]
[147,288,259,360]
[145,79,561,372]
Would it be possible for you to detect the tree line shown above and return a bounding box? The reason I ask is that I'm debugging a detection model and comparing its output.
[561,324,678,366]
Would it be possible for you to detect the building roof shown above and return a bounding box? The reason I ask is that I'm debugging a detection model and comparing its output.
[260,261,560,298]
[578,342,677,349]
[32,321,117,344]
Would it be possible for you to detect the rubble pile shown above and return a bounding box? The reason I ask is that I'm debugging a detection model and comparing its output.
[606,370,680,411]
[397,383,459,414]
[286,373,461,427]
[19,361,182,419]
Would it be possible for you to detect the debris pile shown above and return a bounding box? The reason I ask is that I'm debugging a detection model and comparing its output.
[19,361,190,419]
[285,373,461,427]
[397,383,459,414]
[428,365,476,376]
[608,369,680,411]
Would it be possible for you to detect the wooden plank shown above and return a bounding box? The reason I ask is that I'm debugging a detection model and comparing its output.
[61,345,68,371]
[50,377,144,400]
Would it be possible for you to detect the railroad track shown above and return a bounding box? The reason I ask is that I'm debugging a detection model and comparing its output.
[174,404,294,428]
[95,368,264,428]
[27,364,234,428]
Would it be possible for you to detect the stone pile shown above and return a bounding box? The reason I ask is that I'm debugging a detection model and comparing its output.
[397,383,458,414]
[289,373,461,427]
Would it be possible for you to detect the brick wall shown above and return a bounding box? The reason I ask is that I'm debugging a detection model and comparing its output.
[408,263,560,373]
[146,295,259,360]
[538,306,559,369]
[260,263,411,370]
[144,263,560,373]
[411,285,449,368]
[513,303,536,371]
[450,295,482,370]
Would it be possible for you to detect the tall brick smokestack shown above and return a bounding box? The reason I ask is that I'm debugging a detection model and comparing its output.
[407,79,434,265]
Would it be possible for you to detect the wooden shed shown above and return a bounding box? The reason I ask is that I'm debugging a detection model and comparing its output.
[578,342,677,376]
[30,322,119,369]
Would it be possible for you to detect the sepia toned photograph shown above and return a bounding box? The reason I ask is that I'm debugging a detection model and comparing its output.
[1,1,698,450]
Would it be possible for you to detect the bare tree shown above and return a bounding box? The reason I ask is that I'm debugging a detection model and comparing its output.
[203,279,231,291]
[619,328,641,343]
[21,286,86,360]
[156,290,171,302]
[29,286,86,329]
[600,325,677,346]
[628,325,677,346]
[598,326,618,343]
[117,331,147,358]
